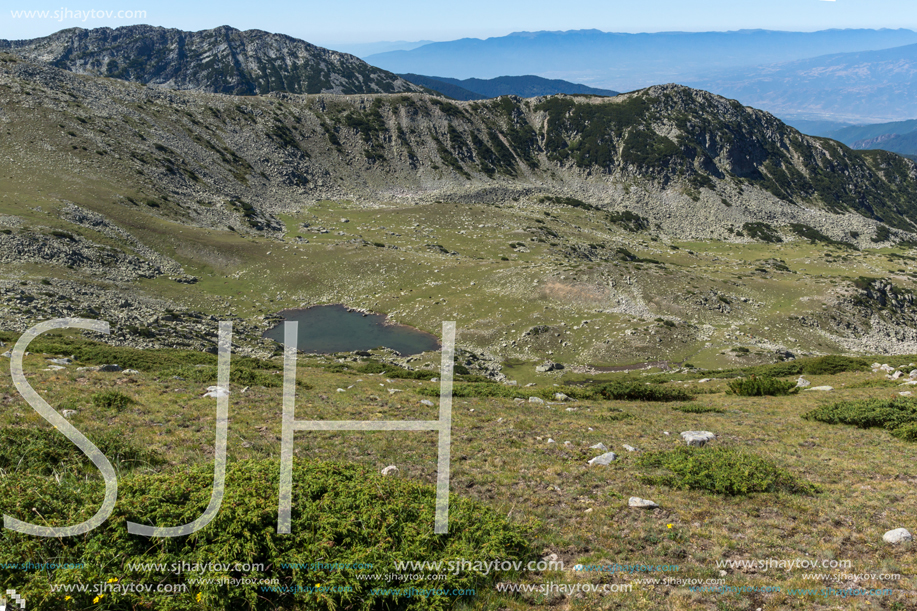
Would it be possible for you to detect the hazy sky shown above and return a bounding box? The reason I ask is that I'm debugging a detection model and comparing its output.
[3,0,915,45]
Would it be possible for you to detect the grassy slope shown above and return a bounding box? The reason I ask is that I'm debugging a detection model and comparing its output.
[7,160,917,368]
[1,342,915,610]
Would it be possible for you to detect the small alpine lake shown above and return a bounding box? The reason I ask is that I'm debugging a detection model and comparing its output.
[263,304,441,355]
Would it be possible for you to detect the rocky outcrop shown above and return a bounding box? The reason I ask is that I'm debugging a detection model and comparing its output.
[0,279,277,357]
[0,231,163,281]
[0,25,422,95]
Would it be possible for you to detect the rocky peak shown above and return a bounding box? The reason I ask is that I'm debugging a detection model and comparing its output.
[0,24,423,96]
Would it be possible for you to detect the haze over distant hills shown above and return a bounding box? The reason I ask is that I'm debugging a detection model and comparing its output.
[820,119,917,159]
[398,74,618,100]
[367,28,917,123]
[330,40,435,58]
[690,43,917,123]
[0,25,423,95]
[366,29,917,91]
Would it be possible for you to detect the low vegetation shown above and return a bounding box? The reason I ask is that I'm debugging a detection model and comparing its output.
[726,376,798,396]
[90,389,135,411]
[2,336,917,610]
[0,427,163,476]
[159,364,307,388]
[671,402,725,414]
[417,381,692,402]
[636,447,815,496]
[1,460,536,611]
[802,396,917,441]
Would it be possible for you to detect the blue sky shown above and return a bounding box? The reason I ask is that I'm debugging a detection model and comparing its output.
[3,0,915,45]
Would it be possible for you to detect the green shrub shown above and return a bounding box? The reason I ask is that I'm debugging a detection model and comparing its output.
[599,410,634,422]
[636,447,814,495]
[727,376,798,396]
[0,459,536,610]
[0,427,163,476]
[672,403,725,414]
[803,397,917,441]
[356,361,438,380]
[90,390,135,411]
[419,382,519,399]
[418,381,692,402]
[788,223,848,247]
[50,230,76,241]
[891,422,917,442]
[607,210,649,232]
[745,361,803,377]
[872,224,891,243]
[742,222,782,243]
[586,382,692,402]
[11,334,278,374]
[159,365,300,388]
[801,355,869,376]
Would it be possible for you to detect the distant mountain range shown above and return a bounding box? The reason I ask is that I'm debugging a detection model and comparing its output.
[821,119,917,158]
[330,40,435,58]
[397,74,618,100]
[0,25,422,95]
[779,119,855,137]
[366,29,917,91]
[690,43,917,123]
[366,28,917,123]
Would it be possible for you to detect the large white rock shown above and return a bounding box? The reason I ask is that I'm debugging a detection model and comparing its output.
[203,386,230,398]
[628,497,659,509]
[589,443,608,451]
[588,452,617,466]
[883,528,913,544]
[681,431,716,446]
[528,396,545,404]
[381,465,399,476]
[804,386,834,391]
[796,376,811,388]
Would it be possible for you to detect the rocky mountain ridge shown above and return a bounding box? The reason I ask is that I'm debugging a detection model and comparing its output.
[0,25,423,96]
[1,54,916,248]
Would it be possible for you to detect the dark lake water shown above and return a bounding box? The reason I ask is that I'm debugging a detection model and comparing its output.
[263,305,441,355]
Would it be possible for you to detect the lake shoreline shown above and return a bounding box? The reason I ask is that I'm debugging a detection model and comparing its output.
[262,304,441,356]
